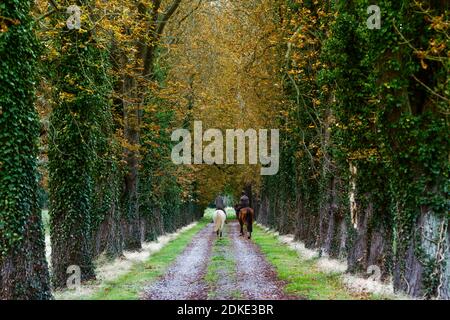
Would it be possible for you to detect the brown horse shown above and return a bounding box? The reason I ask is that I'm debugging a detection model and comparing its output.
[238,207,254,239]
[234,204,244,236]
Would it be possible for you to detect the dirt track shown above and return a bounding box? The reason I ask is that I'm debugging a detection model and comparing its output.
[143,220,293,300]
[229,222,292,300]
[143,225,214,300]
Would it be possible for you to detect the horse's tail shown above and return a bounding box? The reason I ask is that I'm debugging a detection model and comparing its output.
[214,211,224,232]
[246,208,254,224]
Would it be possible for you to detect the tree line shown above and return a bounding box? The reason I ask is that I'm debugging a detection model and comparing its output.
[0,0,202,299]
[254,0,449,299]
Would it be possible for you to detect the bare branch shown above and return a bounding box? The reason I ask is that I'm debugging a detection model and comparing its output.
[177,0,202,28]
[156,0,182,37]
[412,74,450,103]
[49,0,59,10]
[143,0,183,78]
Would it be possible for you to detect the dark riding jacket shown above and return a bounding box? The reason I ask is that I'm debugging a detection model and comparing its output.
[239,195,249,208]
[215,195,225,210]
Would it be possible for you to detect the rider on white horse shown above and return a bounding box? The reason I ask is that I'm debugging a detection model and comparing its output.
[213,195,227,237]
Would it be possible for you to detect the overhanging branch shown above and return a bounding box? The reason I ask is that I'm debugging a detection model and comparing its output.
[156,0,182,37]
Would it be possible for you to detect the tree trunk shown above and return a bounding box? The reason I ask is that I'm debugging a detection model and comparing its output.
[0,208,52,300]
[367,225,389,279]
[121,74,142,251]
[439,226,450,299]
[394,206,449,298]
[94,201,123,259]
[49,3,113,286]
[347,196,372,273]
[337,216,348,259]
[0,0,52,299]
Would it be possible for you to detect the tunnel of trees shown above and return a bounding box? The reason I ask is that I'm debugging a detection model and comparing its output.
[0,0,449,299]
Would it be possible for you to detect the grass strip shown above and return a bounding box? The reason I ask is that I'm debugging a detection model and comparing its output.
[85,219,209,300]
[252,225,374,300]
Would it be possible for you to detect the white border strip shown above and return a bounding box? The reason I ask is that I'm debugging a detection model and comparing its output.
[256,223,411,300]
[53,222,198,300]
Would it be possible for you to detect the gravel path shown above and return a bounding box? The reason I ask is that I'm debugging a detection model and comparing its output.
[207,223,239,300]
[230,221,292,300]
[143,220,294,300]
[143,224,215,300]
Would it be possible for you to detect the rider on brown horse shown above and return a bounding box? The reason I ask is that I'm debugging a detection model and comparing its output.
[235,192,255,239]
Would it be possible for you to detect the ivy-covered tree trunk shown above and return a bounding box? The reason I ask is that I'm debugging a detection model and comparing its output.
[121,81,142,250]
[49,1,113,287]
[91,144,123,259]
[109,35,142,252]
[365,0,449,298]
[118,0,182,250]
[0,0,52,299]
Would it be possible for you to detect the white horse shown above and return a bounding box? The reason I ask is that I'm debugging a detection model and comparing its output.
[212,209,227,237]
